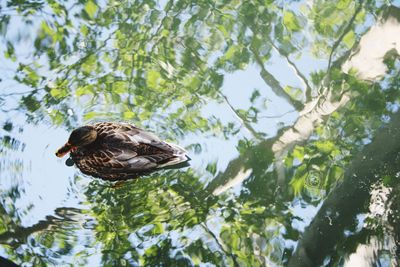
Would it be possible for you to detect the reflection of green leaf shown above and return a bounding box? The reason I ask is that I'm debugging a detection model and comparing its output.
[314,140,335,154]
[217,25,229,38]
[206,162,217,175]
[22,95,40,112]
[123,111,135,120]
[343,30,355,48]
[84,111,99,120]
[80,25,89,36]
[76,85,93,96]
[41,233,55,248]
[41,21,55,36]
[355,10,366,23]
[283,85,302,100]
[250,89,260,103]
[336,0,351,10]
[2,122,13,132]
[284,154,293,168]
[327,166,344,187]
[111,92,120,103]
[50,88,68,99]
[225,45,239,60]
[283,11,300,32]
[112,81,127,94]
[382,175,394,186]
[152,223,164,235]
[291,172,307,195]
[84,0,98,19]
[293,146,305,161]
[147,70,161,88]
[149,10,161,24]
[4,42,16,61]
[48,110,64,125]
[81,54,97,74]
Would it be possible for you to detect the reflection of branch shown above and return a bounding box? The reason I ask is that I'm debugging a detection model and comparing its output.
[269,41,313,101]
[327,0,364,73]
[258,109,296,119]
[0,207,82,246]
[0,90,39,97]
[205,139,275,195]
[250,46,304,110]
[205,149,251,194]
[0,107,19,113]
[58,16,127,84]
[200,222,239,267]
[219,92,263,141]
[289,111,400,267]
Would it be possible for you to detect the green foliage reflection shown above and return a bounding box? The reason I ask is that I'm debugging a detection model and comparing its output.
[0,0,400,266]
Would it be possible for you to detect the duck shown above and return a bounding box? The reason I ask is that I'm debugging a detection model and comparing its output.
[55,122,189,180]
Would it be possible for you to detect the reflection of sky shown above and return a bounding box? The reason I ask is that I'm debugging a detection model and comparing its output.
[1,116,77,225]
[0,115,102,265]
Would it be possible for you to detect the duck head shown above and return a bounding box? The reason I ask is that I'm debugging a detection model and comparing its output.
[56,126,97,157]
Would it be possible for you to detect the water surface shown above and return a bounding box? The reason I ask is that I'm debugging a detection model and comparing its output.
[1,0,400,266]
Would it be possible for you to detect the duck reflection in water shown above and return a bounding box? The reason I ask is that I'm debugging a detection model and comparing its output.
[56,122,190,180]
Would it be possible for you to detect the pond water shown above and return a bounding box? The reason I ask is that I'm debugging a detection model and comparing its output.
[1,0,400,266]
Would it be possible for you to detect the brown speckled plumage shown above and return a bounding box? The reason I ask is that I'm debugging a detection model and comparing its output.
[69,122,189,180]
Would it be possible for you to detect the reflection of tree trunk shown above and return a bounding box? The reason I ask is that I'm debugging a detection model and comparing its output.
[0,256,20,267]
[272,90,350,183]
[288,111,400,267]
[205,139,275,195]
[344,236,380,266]
[388,183,400,262]
[206,149,252,195]
[345,184,397,266]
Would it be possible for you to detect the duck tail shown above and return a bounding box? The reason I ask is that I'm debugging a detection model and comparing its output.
[157,142,190,169]
[157,155,191,169]
[166,142,187,155]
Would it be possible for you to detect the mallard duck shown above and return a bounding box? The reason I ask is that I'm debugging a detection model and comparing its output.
[56,122,189,180]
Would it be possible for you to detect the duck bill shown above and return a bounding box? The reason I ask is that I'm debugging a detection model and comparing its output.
[55,143,74,158]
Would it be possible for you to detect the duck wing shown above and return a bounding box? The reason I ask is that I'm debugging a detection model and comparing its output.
[76,148,174,173]
[95,122,187,158]
[119,124,189,168]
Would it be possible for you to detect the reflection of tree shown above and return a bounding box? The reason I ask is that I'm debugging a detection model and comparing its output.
[0,0,368,134]
[84,172,229,266]
[1,0,400,266]
[289,111,400,266]
[206,5,400,265]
